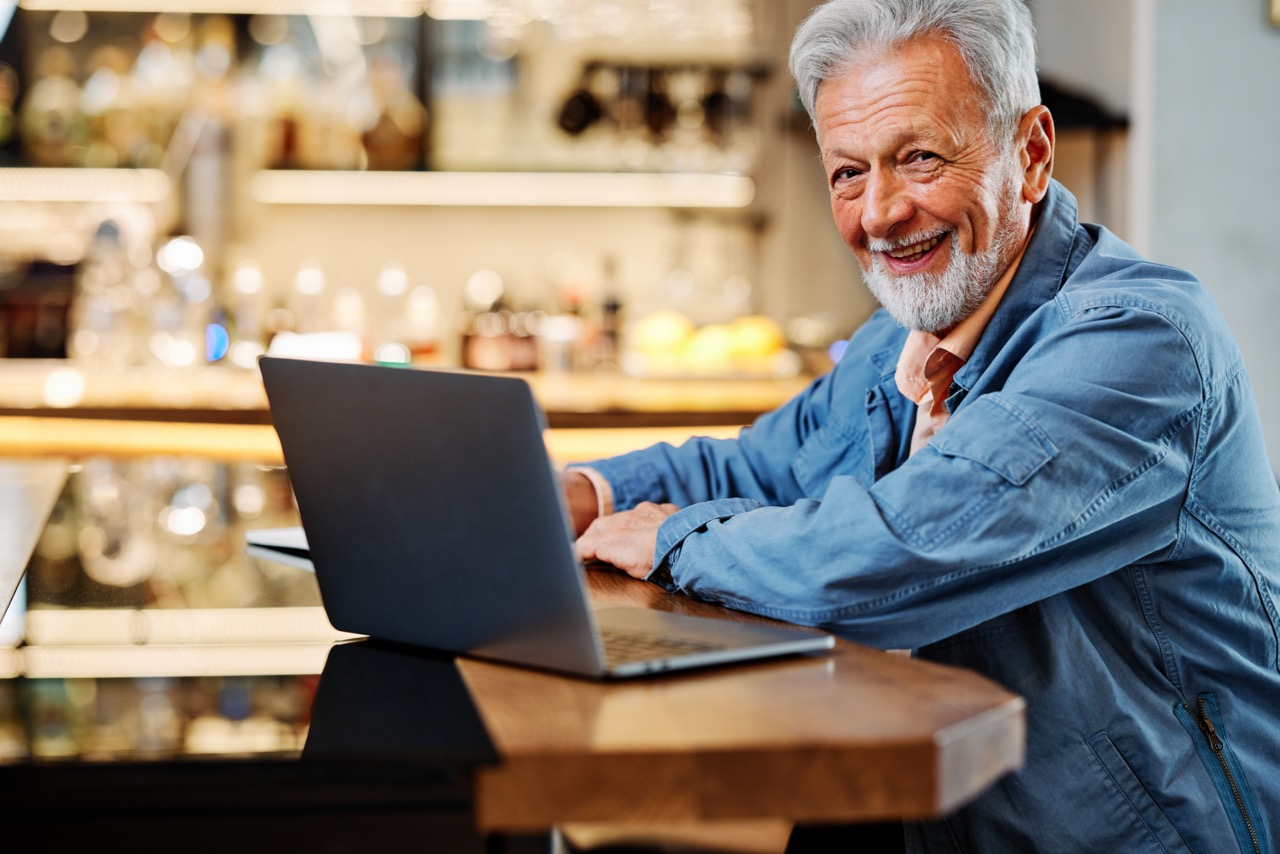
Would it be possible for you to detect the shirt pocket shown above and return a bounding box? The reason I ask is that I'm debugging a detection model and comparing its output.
[874,395,1059,552]
[928,395,1058,486]
[1085,731,1195,853]
[790,413,873,497]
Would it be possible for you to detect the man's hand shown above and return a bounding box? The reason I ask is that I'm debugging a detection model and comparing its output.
[573,502,680,579]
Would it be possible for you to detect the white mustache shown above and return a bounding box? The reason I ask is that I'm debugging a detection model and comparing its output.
[867,230,950,254]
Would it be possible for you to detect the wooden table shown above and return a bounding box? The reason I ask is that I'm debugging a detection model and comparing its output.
[465,571,1025,835]
[0,459,1025,844]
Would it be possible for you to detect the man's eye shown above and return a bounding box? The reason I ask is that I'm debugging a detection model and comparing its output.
[910,151,939,163]
[832,167,863,184]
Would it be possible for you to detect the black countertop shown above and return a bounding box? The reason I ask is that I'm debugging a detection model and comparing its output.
[0,459,525,854]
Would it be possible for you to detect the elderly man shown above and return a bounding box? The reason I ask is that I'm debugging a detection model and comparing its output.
[566,0,1280,850]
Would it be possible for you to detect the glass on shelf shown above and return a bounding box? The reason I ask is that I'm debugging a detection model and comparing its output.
[21,458,317,617]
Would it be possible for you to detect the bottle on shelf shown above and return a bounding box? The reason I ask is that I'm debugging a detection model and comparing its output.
[361,47,427,171]
[458,268,510,372]
[20,45,83,167]
[228,259,267,369]
[404,282,441,364]
[597,255,624,372]
[370,262,411,364]
[153,234,214,368]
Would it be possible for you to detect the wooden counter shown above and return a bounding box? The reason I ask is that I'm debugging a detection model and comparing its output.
[0,361,812,428]
[0,415,742,466]
[0,359,790,463]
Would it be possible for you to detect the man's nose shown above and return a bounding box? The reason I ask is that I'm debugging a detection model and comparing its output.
[861,170,914,239]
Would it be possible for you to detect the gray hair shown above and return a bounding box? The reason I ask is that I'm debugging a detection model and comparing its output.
[789,0,1040,141]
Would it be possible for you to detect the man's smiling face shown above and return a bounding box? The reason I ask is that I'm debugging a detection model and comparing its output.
[815,35,1035,333]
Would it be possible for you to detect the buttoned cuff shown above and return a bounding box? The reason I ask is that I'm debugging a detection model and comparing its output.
[647,498,765,587]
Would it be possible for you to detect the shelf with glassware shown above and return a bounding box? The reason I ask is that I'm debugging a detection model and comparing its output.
[0,165,756,209]
[0,2,814,385]
[0,3,769,206]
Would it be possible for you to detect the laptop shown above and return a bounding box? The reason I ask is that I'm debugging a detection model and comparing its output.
[1,460,68,636]
[255,356,833,678]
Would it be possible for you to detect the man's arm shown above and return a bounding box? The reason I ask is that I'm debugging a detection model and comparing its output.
[615,301,1207,651]
[567,312,900,571]
[576,314,908,513]
[565,363,840,568]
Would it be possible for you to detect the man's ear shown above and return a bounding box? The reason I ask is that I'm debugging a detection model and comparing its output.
[1017,105,1054,204]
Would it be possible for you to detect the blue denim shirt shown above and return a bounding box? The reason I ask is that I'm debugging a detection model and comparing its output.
[584,181,1280,853]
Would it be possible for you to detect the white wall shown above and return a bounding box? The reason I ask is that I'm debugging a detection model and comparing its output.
[1031,0,1133,114]
[1030,0,1133,235]
[1130,0,1280,463]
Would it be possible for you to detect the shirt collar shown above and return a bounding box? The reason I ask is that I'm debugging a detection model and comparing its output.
[950,180,1086,393]
[895,223,1032,404]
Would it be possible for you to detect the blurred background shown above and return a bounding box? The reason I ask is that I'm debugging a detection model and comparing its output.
[0,0,1278,788]
[0,0,1212,377]
[0,0,1274,426]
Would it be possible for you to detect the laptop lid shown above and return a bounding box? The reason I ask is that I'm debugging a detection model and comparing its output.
[260,356,609,676]
[258,357,833,678]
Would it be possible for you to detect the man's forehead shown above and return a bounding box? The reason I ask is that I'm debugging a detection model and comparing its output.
[813,38,986,153]
[818,116,953,161]
[815,37,980,108]
[815,89,976,160]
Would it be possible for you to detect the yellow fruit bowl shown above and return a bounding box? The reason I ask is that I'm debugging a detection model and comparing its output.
[624,312,802,379]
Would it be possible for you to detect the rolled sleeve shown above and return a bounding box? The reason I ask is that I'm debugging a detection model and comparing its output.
[566,465,615,518]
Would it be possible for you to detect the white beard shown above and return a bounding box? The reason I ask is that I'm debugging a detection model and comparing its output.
[861,169,1024,334]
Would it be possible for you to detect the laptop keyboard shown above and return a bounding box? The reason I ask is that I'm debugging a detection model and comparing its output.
[600,628,724,666]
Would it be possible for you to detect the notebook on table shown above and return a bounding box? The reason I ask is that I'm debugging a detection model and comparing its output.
[254,356,833,679]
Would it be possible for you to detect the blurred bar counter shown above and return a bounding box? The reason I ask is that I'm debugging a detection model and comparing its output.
[0,361,810,464]
[0,362,811,428]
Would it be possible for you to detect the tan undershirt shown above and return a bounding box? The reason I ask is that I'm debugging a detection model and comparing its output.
[895,234,1032,455]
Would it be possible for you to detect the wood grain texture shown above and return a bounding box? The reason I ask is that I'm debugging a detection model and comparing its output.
[463,569,1024,831]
